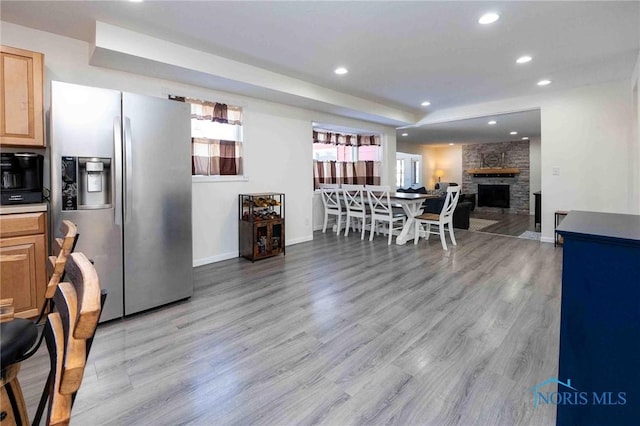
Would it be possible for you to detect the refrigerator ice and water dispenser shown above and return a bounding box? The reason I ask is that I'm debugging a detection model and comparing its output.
[61,156,112,210]
[78,157,111,208]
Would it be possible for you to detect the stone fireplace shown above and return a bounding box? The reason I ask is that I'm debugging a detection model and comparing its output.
[462,141,530,214]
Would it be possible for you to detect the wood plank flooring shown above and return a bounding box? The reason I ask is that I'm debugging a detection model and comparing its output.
[470,211,537,237]
[19,229,563,425]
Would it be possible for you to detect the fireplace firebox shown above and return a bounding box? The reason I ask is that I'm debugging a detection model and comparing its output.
[478,184,510,208]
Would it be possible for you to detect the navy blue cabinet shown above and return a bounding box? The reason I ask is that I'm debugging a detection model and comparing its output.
[556,211,640,425]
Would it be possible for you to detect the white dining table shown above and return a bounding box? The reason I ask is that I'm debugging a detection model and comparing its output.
[388,192,439,245]
[329,190,438,244]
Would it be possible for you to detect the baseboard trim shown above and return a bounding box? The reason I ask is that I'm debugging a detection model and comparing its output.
[193,235,314,267]
[193,252,238,267]
[287,235,314,245]
[540,236,555,244]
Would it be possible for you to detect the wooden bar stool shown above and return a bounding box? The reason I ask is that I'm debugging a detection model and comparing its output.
[0,221,85,425]
[1,252,104,426]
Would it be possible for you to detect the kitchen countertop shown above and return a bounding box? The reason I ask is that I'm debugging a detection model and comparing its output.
[556,210,640,244]
[0,203,48,215]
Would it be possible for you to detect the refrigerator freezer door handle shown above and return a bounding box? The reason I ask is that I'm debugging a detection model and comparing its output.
[124,117,133,224]
[114,117,123,226]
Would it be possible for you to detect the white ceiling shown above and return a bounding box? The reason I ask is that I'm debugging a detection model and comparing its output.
[398,109,541,145]
[2,1,639,139]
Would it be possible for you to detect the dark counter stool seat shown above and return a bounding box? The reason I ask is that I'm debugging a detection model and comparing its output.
[1,318,38,425]
[0,318,38,367]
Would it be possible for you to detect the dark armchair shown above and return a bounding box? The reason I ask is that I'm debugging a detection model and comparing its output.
[397,185,472,230]
[422,197,471,229]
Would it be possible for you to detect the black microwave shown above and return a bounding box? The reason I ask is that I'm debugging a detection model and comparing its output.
[1,152,44,205]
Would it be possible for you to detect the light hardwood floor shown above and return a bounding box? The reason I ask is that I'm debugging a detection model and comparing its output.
[470,211,537,237]
[20,229,562,425]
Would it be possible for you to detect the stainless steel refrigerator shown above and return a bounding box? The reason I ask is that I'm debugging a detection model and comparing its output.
[50,81,193,321]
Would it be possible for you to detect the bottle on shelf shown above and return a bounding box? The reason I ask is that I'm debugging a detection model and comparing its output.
[238,193,285,261]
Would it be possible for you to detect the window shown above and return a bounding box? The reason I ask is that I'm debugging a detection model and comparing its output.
[412,160,420,185]
[358,145,381,161]
[312,143,338,161]
[396,159,405,188]
[169,95,243,176]
[312,129,382,189]
[396,152,422,189]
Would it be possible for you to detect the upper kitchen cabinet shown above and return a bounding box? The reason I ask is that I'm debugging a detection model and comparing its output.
[0,45,45,147]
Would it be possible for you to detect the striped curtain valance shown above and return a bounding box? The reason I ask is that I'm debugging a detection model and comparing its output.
[313,130,380,146]
[190,102,242,125]
[357,135,380,146]
[313,161,381,189]
[169,95,243,125]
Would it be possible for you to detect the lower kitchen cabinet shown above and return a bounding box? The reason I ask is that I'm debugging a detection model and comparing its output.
[555,211,640,425]
[0,211,47,318]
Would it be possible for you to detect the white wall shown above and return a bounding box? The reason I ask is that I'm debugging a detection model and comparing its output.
[1,21,397,265]
[417,79,636,242]
[632,47,640,213]
[529,137,542,214]
[540,82,632,226]
[631,10,640,214]
[421,145,438,190]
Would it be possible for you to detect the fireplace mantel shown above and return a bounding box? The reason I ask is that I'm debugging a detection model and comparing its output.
[467,168,520,177]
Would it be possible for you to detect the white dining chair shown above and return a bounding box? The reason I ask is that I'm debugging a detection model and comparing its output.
[366,185,406,245]
[342,184,369,240]
[319,183,345,234]
[414,186,460,250]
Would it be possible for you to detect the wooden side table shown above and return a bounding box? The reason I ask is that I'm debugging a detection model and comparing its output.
[554,210,569,247]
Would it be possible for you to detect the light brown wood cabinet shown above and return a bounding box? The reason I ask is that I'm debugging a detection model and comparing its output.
[0,45,45,147]
[239,193,285,261]
[0,212,47,318]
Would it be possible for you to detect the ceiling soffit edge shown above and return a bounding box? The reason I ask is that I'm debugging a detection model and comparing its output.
[90,21,417,127]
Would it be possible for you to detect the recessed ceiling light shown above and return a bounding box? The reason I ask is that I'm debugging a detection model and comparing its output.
[488,120,497,125]
[516,55,532,64]
[522,137,529,140]
[449,143,454,146]
[334,67,348,75]
[510,131,518,135]
[479,12,500,25]
[129,0,143,2]
[421,101,431,107]
[537,79,551,86]
[401,133,408,137]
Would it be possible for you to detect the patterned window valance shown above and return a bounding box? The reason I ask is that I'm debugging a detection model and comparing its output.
[170,95,242,125]
[313,130,380,146]
[190,102,242,125]
[313,160,381,187]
